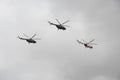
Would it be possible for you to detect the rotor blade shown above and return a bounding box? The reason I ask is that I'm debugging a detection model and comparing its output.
[88,39,95,44]
[77,40,84,44]
[56,19,61,24]
[89,43,97,45]
[62,20,69,24]
[31,34,36,39]
[33,38,41,40]
[81,39,87,43]
[63,25,70,27]
[23,34,29,38]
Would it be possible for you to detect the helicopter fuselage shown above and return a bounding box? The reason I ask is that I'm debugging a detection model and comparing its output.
[84,44,93,49]
[49,22,66,30]
[26,39,36,43]
[55,24,66,30]
[18,34,40,44]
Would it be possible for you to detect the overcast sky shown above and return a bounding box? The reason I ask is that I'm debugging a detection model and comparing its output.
[0,0,120,80]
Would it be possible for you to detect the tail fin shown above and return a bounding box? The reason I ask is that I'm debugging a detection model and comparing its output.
[18,36,21,39]
[77,39,84,44]
[48,21,52,25]
[18,36,26,40]
[48,21,54,25]
[77,39,80,43]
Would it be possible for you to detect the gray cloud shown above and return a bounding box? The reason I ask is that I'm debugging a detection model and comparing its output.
[0,0,120,80]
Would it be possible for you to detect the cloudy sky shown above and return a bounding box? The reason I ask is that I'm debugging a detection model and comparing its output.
[0,0,120,80]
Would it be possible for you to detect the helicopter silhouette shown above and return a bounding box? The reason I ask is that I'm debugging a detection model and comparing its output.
[77,39,97,49]
[48,19,70,30]
[18,34,41,44]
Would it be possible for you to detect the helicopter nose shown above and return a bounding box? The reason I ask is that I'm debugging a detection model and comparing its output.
[63,28,66,30]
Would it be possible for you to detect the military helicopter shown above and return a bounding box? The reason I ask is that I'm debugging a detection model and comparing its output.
[77,39,97,49]
[48,19,70,30]
[18,34,41,44]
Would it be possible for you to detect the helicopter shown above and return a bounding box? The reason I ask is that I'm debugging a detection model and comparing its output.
[18,34,41,44]
[48,19,70,30]
[77,39,97,49]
